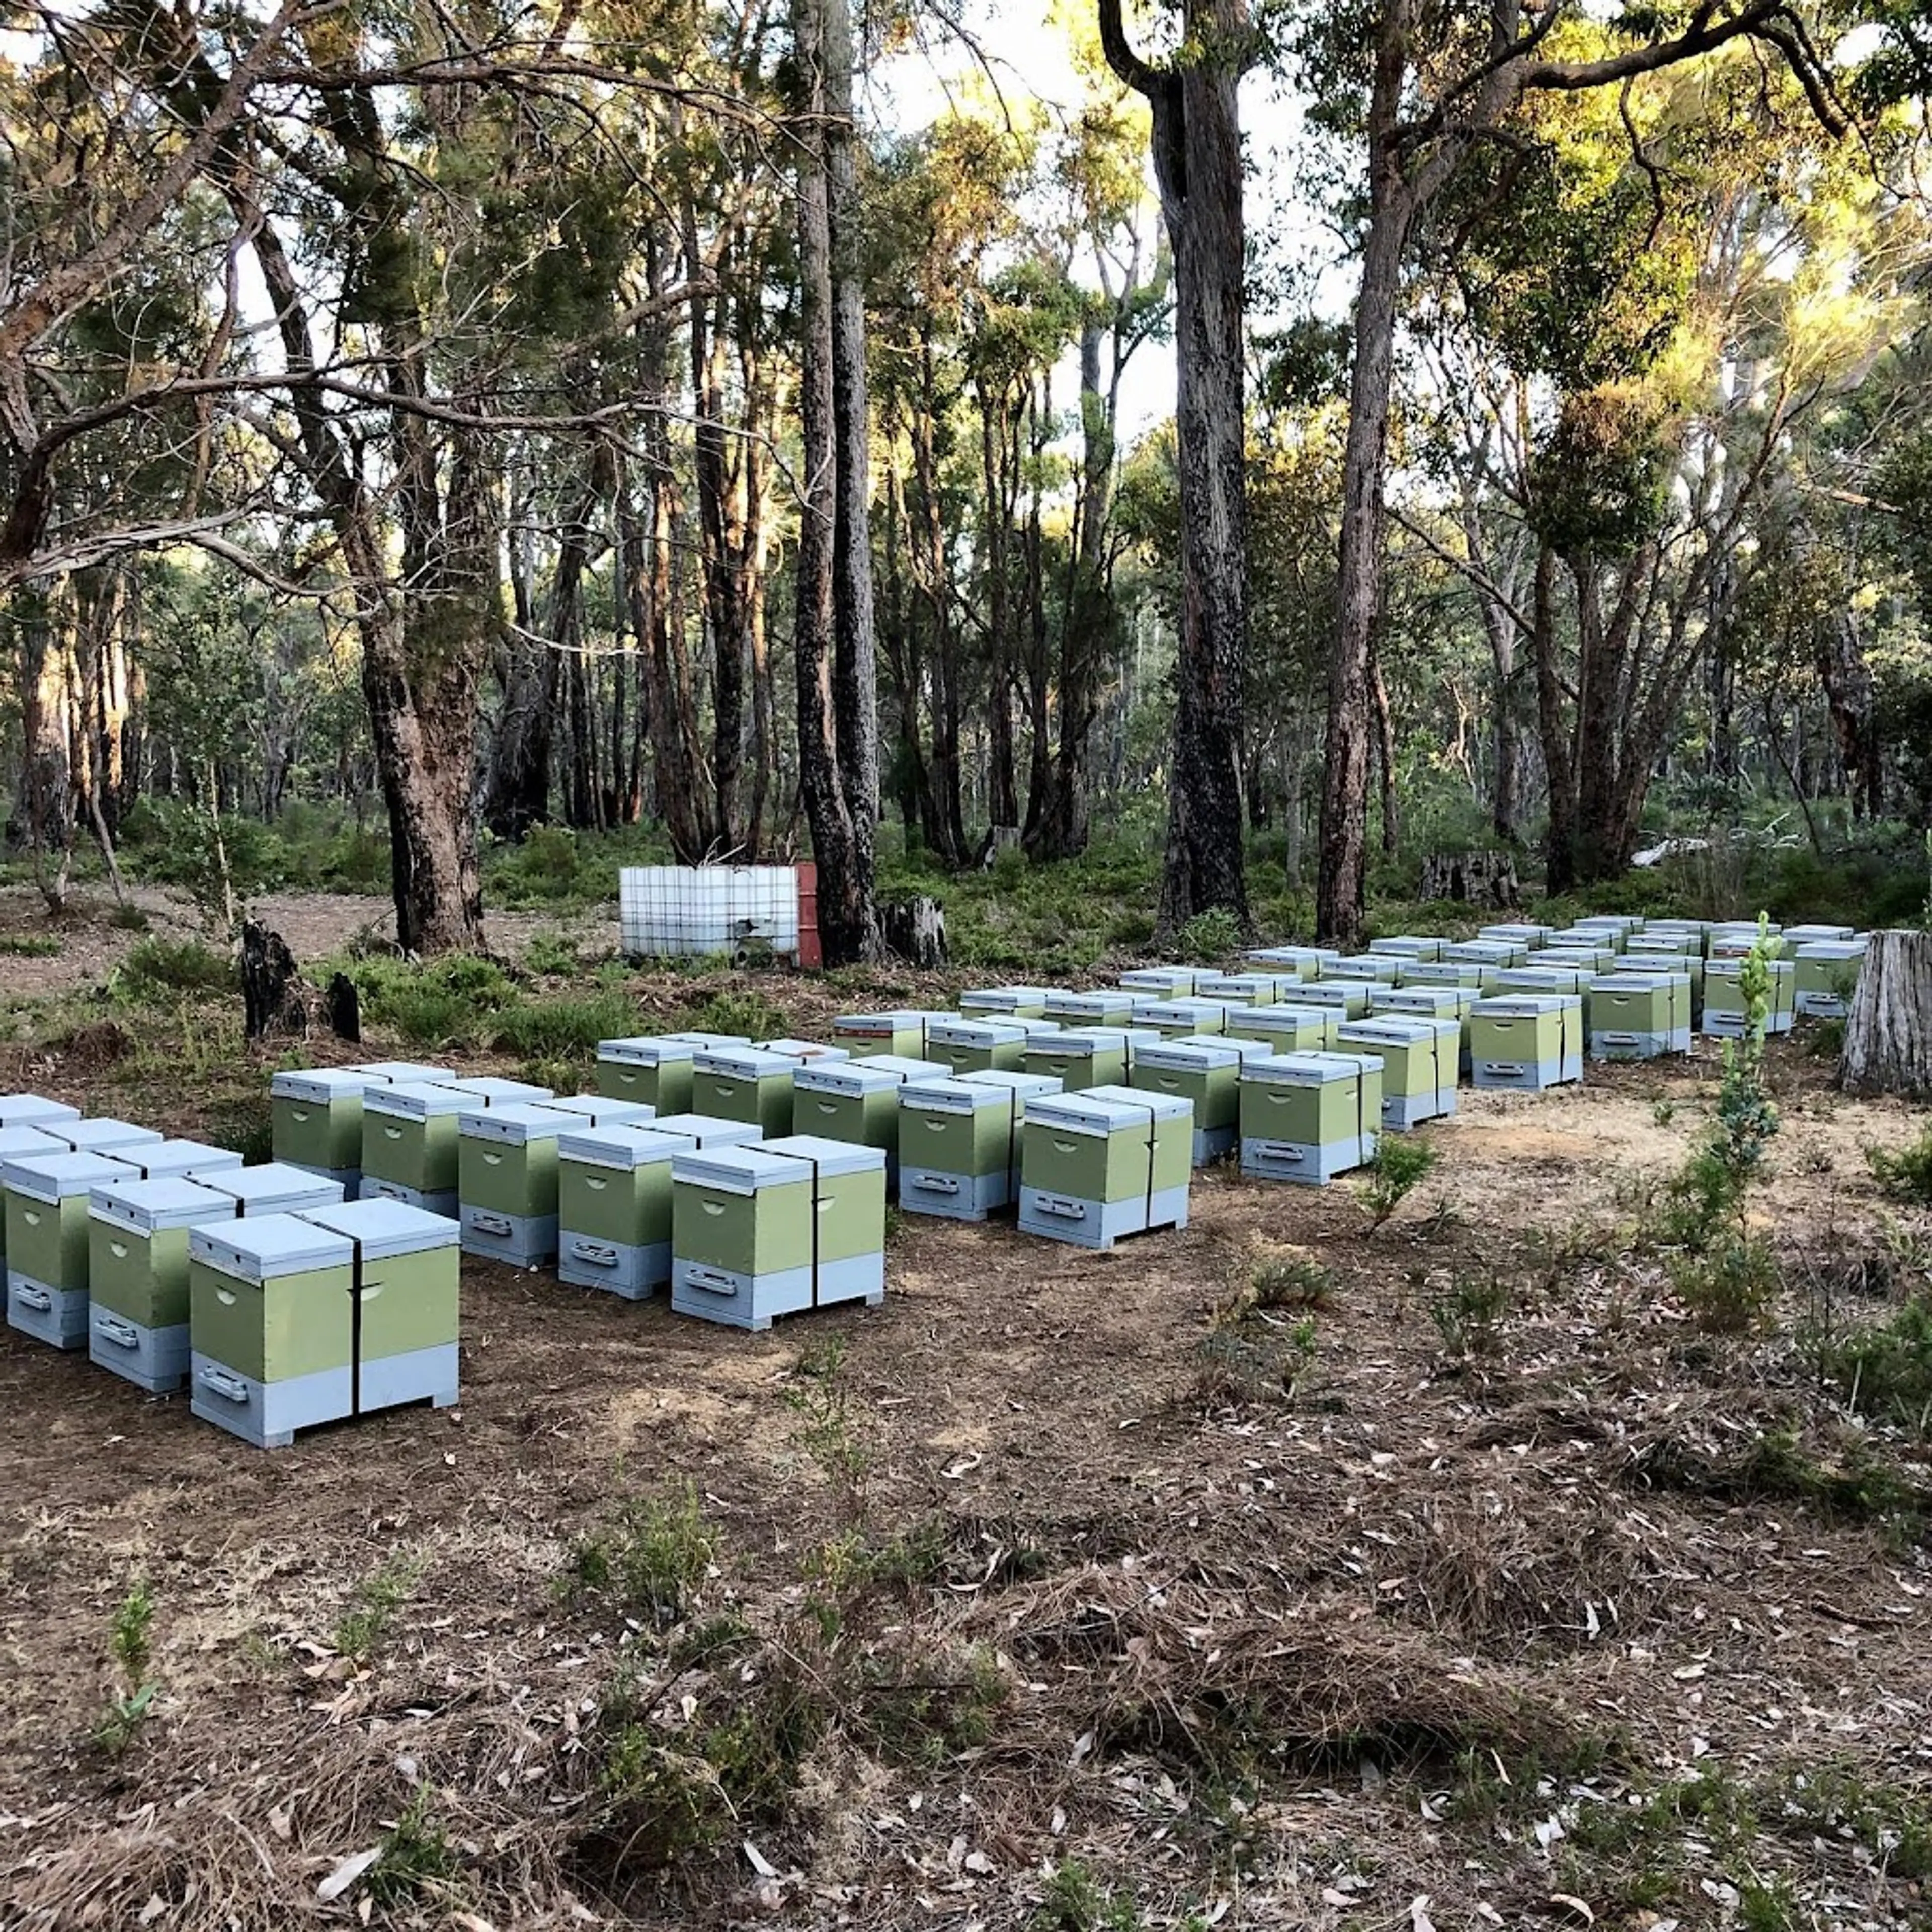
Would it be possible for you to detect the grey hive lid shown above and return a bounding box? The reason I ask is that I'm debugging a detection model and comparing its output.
[1134,1039,1239,1072]
[1369,934,1442,953]
[1174,1032,1272,1065]
[1608,958,1689,978]
[558,1125,695,1170]
[90,1176,237,1233]
[3,1150,139,1200]
[1498,967,1585,988]
[540,1096,658,1125]
[598,1036,700,1067]
[900,1077,1007,1114]
[1043,990,1135,1014]
[1141,999,1238,1025]
[795,1060,909,1097]
[1372,986,1460,1007]
[927,1018,1026,1046]
[454,1076,554,1104]
[763,1134,888,1178]
[197,1163,347,1211]
[757,1038,850,1064]
[0,1124,65,1163]
[671,1144,814,1194]
[1475,993,1571,1014]
[961,1070,1063,1100]
[958,985,1052,1006]
[125,1139,245,1179]
[366,1082,480,1121]
[0,1093,81,1127]
[272,1068,377,1102]
[695,1045,796,1078]
[458,1103,584,1144]
[1339,1016,1439,1045]
[1787,925,1857,942]
[1589,972,1676,991]
[349,1061,456,1084]
[191,1211,353,1280]
[834,1009,934,1031]
[1118,968,1198,990]
[645,1112,764,1147]
[1244,1002,1332,1026]
[1795,938,1867,958]
[1030,1086,1189,1134]
[297,1197,458,1259]
[60,1119,163,1154]
[661,1031,752,1048]
[865,1055,949,1082]
[1296,982,1365,1005]
[1195,976,1274,996]
[1241,1052,1363,1086]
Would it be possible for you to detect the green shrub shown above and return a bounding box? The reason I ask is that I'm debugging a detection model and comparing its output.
[94,1579,159,1757]
[334,1551,427,1667]
[210,1096,275,1165]
[566,1483,716,1629]
[684,986,789,1040]
[1358,1135,1438,1231]
[108,901,151,932]
[1029,1859,1142,1932]
[111,936,237,1000]
[364,1786,457,1907]
[345,954,520,1048]
[1667,1232,1781,1336]
[0,933,60,957]
[1870,1124,1932,1206]
[524,929,581,976]
[1431,1274,1510,1360]
[1808,1295,1932,1433]
[1176,906,1242,961]
[490,991,636,1062]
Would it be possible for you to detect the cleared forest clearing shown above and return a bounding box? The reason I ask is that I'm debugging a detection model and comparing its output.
[2,952,1930,1932]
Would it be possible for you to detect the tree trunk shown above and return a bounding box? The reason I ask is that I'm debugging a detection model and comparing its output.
[1840,931,1932,1099]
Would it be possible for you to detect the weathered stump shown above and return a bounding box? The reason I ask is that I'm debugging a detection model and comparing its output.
[326,972,362,1043]
[1418,849,1521,909]
[240,920,308,1042]
[1840,929,1932,1098]
[880,892,948,968]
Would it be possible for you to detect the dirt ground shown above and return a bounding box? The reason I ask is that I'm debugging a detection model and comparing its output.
[2,925,1930,1931]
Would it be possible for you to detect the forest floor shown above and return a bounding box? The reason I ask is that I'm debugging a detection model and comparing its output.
[2,906,1931,1931]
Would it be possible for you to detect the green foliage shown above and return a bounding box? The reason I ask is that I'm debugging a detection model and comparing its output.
[110,935,236,1001]
[341,954,519,1048]
[1029,1860,1141,1932]
[364,1786,458,1907]
[0,933,60,957]
[1228,1247,1337,1318]
[1430,1274,1510,1361]
[1190,1317,1319,1408]
[683,986,788,1040]
[785,1338,872,1516]
[1869,1123,1932,1205]
[1358,1135,1438,1230]
[210,1095,275,1165]
[108,901,152,932]
[334,1550,428,1667]
[1666,1233,1781,1337]
[1808,1295,1932,1434]
[1176,906,1242,960]
[489,991,636,1064]
[523,929,581,976]
[566,1484,715,1629]
[95,1580,159,1757]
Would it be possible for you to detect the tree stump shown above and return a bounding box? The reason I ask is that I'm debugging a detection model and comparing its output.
[240,920,308,1042]
[879,892,948,968]
[1418,849,1521,909]
[1839,930,1932,1098]
[326,972,362,1043]
[981,825,1021,869]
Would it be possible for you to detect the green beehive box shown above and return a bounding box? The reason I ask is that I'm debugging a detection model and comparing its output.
[1369,985,1474,1074]
[557,1126,700,1296]
[1470,995,1571,1088]
[88,1176,239,1391]
[189,1214,355,1446]
[1786,923,1856,946]
[1399,960,1489,993]
[1223,1002,1339,1053]
[272,1069,380,1185]
[456,1103,585,1265]
[1609,954,1700,1035]
[1703,957,1797,1036]
[294,1199,460,1415]
[1480,923,1556,951]
[925,1017,1032,1075]
[791,1056,945,1181]
[1239,1052,1382,1184]
[596,1034,749,1112]
[693,1045,802,1137]
[1119,967,1203,999]
[1369,935,1444,964]
[1496,965,1595,1034]
[1022,1026,1155,1091]
[958,986,1053,1019]
[1138,997,1244,1038]
[1294,981,1374,1021]
[1576,915,1644,938]
[1541,944,1619,974]
[833,1010,950,1058]
[1588,975,1675,1059]
[1130,1038,1246,1163]
[898,1073,1059,1220]
[4,1150,140,1349]
[1443,939,1525,977]
[1551,925,1626,954]
[1194,973,1281,1007]
[1018,1084,1192,1248]
[1794,939,1866,1018]
[0,1094,80,1131]
[1625,932,1698,959]
[1245,946,1337,978]
[1041,989,1139,1026]
[361,1082,524,1214]
[1337,1016,1459,1128]
[670,1140,886,1328]
[0,1125,66,1275]
[1325,954,1402,985]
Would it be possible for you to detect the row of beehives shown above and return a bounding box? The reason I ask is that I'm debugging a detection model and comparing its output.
[0,1085,456,1448]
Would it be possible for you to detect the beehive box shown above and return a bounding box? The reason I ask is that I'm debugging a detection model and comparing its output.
[1470,995,1574,1090]
[1194,973,1282,1008]
[1018,1085,1192,1249]
[1368,986,1474,1074]
[87,1176,238,1392]
[1442,939,1525,979]
[556,1126,707,1298]
[1608,954,1700,1035]
[1129,1039,1246,1163]
[791,1057,945,1183]
[1575,915,1644,938]
[1245,946,1337,977]
[898,1074,1049,1221]
[692,1046,802,1137]
[272,1069,379,1187]
[362,1082,499,1216]
[595,1034,749,1113]
[1479,923,1556,951]
[1337,1017,1459,1128]
[1710,925,1790,961]
[1550,925,1627,955]
[925,1018,1032,1075]
[4,1151,139,1349]
[670,1140,886,1329]
[1324,954,1402,986]
[1022,1027,1156,1091]
[1703,958,1797,1036]
[757,1039,852,1070]
[958,986,1053,1019]
[1239,1052,1382,1185]
[1118,967,1202,999]
[1291,981,1373,1021]
[111,1138,245,1183]
[1398,960,1489,993]
[296,1199,460,1422]
[1540,943,1619,973]
[1785,923,1857,946]
[1492,972,1589,1072]
[832,1010,949,1058]
[1793,939,1867,1018]
[195,1163,347,1218]
[1642,919,1713,949]
[1368,935,1444,964]
[51,1119,162,1158]
[1041,989,1139,1026]
[0,1094,80,1131]
[1624,931,1699,960]
[456,1103,584,1265]
[350,1061,459,1084]
[1137,997,1244,1038]
[1588,975,1676,1059]
[1223,1003,1339,1053]
[647,1112,779,1149]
